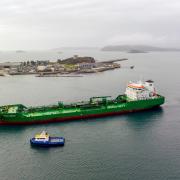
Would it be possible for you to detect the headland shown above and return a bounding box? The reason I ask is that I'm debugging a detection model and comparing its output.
[0,55,128,77]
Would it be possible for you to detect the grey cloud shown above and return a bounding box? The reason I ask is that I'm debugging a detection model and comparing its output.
[0,0,180,50]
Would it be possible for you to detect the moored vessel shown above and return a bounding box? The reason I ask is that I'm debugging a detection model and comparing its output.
[0,80,165,125]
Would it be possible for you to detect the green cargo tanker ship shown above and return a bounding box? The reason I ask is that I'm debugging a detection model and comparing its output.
[0,80,165,125]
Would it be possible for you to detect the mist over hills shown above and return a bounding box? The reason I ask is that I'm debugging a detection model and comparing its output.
[52,47,99,51]
[101,45,180,52]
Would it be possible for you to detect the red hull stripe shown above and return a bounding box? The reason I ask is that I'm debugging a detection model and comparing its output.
[0,107,156,125]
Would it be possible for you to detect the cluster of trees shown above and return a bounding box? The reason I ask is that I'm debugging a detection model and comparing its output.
[57,56,95,65]
[20,60,49,66]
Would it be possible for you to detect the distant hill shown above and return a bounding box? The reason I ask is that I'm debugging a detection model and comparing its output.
[101,45,180,52]
[52,47,99,51]
[16,50,26,53]
[128,49,148,53]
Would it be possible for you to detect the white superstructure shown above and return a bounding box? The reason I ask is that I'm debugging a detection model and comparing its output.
[125,80,157,100]
[34,131,49,142]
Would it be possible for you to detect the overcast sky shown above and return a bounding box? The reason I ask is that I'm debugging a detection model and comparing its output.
[0,0,180,50]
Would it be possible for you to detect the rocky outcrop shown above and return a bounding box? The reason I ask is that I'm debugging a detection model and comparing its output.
[58,55,95,64]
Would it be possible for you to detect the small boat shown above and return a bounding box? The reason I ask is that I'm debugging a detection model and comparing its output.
[30,131,65,147]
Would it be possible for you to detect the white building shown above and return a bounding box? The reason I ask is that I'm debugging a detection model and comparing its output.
[125,80,156,100]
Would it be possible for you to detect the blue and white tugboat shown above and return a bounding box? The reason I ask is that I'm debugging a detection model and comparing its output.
[30,131,65,147]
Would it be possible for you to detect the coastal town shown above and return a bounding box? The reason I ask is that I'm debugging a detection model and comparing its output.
[0,55,128,77]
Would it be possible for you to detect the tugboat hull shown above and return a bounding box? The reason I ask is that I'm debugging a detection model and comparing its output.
[30,137,65,147]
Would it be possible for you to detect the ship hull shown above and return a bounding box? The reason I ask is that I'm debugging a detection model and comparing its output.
[0,108,145,125]
[30,137,65,147]
[0,96,164,125]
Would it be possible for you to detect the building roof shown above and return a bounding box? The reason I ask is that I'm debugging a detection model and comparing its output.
[128,83,145,89]
[146,80,154,83]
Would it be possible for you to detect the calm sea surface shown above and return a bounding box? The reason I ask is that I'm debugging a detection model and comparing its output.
[0,50,180,180]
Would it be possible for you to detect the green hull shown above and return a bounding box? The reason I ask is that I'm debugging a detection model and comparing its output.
[0,95,165,125]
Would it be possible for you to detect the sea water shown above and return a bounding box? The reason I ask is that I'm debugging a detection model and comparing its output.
[0,50,180,180]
